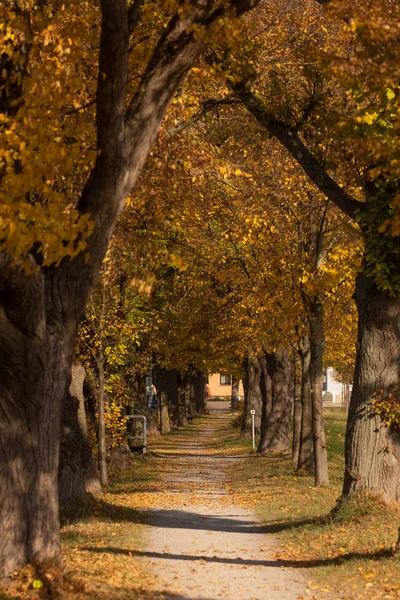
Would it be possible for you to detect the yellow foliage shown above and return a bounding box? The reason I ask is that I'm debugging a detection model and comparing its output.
[103,403,129,452]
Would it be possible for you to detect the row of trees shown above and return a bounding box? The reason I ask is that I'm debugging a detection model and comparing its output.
[1,0,399,579]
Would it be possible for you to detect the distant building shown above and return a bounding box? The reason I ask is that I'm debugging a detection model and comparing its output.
[208,373,244,399]
[323,367,351,407]
[208,368,350,406]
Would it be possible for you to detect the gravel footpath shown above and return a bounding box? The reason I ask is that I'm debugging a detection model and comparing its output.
[138,402,307,600]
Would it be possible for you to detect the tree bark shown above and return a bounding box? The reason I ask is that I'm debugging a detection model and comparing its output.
[342,273,400,502]
[0,318,75,575]
[166,369,180,427]
[131,374,147,415]
[188,380,196,421]
[292,353,302,463]
[159,391,171,434]
[177,378,188,427]
[257,355,272,450]
[58,363,100,503]
[97,351,108,487]
[154,366,174,433]
[193,371,206,415]
[309,299,329,486]
[241,356,262,437]
[258,349,292,454]
[297,337,314,472]
[231,375,240,411]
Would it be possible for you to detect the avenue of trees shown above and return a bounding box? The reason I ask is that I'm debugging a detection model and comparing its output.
[1,0,400,580]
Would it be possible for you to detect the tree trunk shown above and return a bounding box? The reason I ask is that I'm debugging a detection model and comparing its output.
[165,370,179,427]
[292,353,302,463]
[193,371,206,414]
[297,337,314,473]
[153,366,173,433]
[257,355,272,451]
[309,299,329,486]
[58,363,100,503]
[0,322,76,575]
[342,273,400,502]
[132,374,147,415]
[241,356,262,437]
[177,378,188,427]
[159,391,171,434]
[231,375,240,411]
[258,349,292,454]
[188,381,196,421]
[73,365,101,493]
[97,351,108,487]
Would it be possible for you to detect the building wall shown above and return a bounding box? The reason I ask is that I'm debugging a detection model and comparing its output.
[208,373,244,398]
[323,367,351,406]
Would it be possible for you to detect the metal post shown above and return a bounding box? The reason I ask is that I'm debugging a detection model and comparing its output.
[250,409,255,450]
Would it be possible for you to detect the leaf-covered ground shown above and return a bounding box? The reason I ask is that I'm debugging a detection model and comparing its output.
[224,409,400,600]
[1,403,399,600]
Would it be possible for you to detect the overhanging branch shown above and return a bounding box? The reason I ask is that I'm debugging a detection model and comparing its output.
[169,96,241,137]
[235,86,364,220]
[128,0,143,34]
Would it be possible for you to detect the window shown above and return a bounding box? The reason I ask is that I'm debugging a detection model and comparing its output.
[220,374,231,386]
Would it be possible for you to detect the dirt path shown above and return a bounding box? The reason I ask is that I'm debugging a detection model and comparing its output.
[136,402,307,600]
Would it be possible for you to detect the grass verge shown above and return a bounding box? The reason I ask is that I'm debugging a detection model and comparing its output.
[225,409,400,599]
[0,453,164,600]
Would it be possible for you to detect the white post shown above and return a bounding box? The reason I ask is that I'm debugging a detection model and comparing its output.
[250,409,256,450]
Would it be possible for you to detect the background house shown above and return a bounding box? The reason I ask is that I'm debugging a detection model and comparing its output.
[323,367,351,408]
[208,373,244,399]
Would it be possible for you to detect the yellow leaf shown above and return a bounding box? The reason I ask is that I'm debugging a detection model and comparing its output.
[386,88,395,101]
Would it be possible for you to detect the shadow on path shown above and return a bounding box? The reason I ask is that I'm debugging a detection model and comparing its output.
[82,545,396,569]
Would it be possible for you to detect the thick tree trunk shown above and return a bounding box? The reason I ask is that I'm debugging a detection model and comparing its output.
[193,371,206,415]
[58,363,100,503]
[292,354,302,463]
[188,381,196,421]
[153,366,173,433]
[159,391,171,434]
[177,379,188,427]
[258,349,292,454]
[133,375,147,415]
[257,355,272,451]
[297,337,314,472]
[146,395,159,435]
[0,321,76,575]
[166,370,179,427]
[241,356,262,437]
[72,365,101,493]
[231,375,240,411]
[309,300,329,486]
[97,352,108,487]
[342,273,400,502]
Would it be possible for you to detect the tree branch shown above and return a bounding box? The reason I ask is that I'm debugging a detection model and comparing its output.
[96,0,129,162]
[230,0,263,17]
[128,0,143,35]
[71,0,261,319]
[169,96,241,136]
[235,86,364,220]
